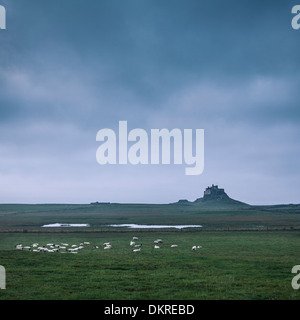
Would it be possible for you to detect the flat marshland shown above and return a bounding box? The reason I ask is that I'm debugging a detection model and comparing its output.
[0,203,299,300]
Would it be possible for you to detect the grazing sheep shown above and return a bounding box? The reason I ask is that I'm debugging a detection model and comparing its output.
[134,244,142,248]
[133,248,141,252]
[67,248,80,253]
[154,245,160,249]
[192,246,197,251]
[132,237,138,241]
[130,241,135,246]
[171,245,178,248]
[197,245,202,249]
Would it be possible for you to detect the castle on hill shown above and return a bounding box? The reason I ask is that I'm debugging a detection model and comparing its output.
[202,184,229,201]
[204,184,225,196]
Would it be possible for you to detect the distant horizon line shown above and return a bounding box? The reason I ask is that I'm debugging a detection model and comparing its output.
[0,200,299,206]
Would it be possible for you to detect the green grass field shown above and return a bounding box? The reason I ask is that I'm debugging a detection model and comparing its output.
[0,203,300,300]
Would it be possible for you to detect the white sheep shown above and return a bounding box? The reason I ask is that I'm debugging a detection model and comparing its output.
[171,244,178,248]
[133,248,141,252]
[192,246,197,251]
[154,245,160,249]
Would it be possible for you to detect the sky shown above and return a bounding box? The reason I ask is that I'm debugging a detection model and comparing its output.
[0,0,300,205]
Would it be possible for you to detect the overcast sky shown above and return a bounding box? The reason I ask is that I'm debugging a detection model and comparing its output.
[0,0,300,205]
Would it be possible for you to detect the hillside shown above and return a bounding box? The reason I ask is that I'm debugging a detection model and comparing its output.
[0,184,299,231]
[174,184,250,209]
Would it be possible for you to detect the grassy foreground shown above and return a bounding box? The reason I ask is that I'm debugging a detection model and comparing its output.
[0,230,299,300]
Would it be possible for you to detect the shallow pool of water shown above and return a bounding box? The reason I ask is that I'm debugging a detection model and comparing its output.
[107,224,202,229]
[41,223,90,227]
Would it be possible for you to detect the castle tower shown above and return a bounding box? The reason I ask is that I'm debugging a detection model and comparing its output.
[203,185,227,201]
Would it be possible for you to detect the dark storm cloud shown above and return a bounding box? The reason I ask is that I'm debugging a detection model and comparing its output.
[0,0,300,204]
[2,0,298,114]
[4,0,298,102]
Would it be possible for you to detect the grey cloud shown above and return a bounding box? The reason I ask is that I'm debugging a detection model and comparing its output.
[0,0,299,204]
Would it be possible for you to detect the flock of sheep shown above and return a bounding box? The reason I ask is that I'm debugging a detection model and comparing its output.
[14,241,91,253]
[14,236,202,253]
